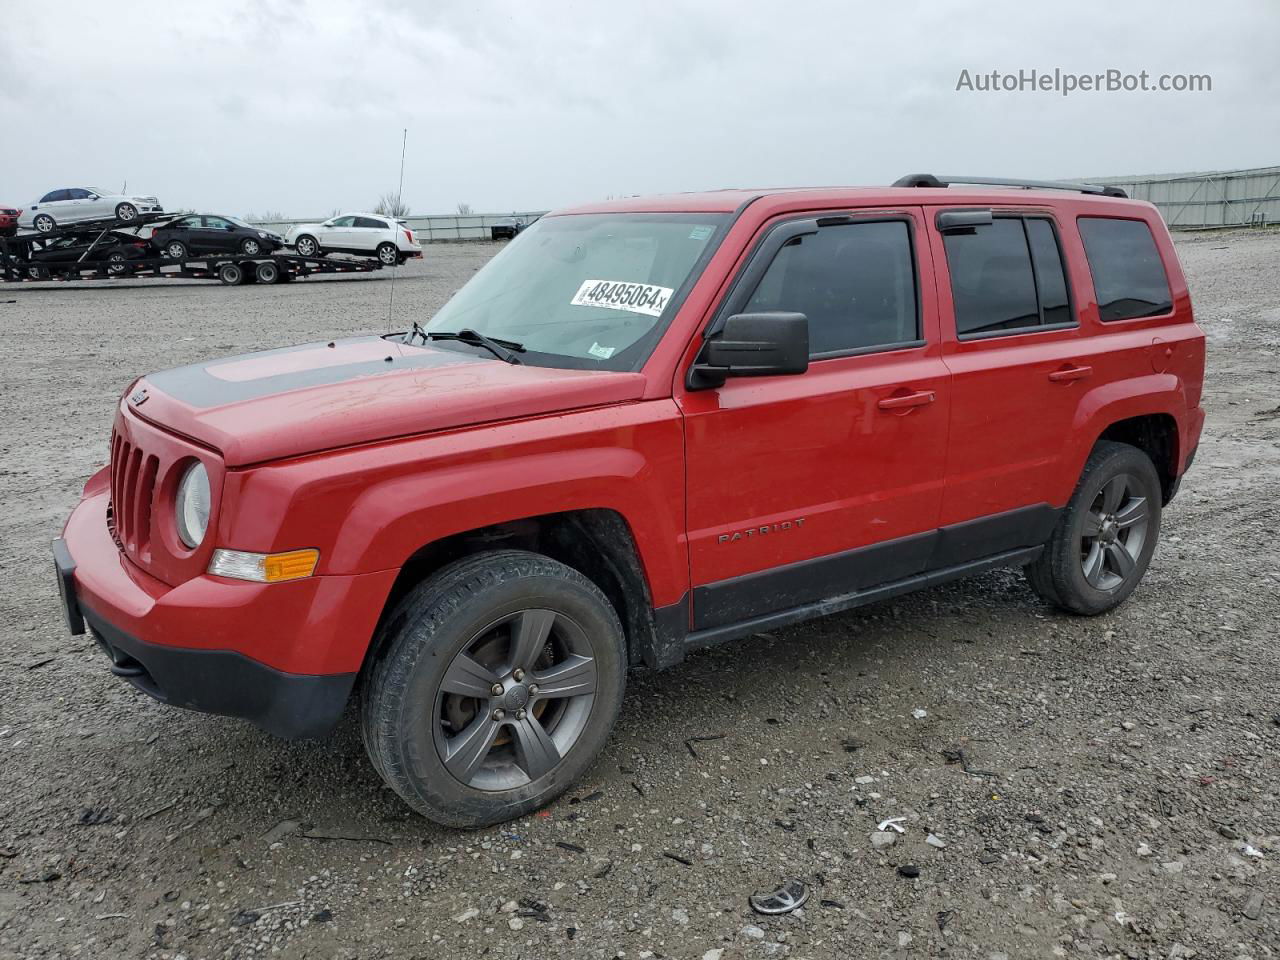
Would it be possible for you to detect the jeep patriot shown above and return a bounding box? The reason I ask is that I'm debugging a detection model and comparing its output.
[54,175,1205,826]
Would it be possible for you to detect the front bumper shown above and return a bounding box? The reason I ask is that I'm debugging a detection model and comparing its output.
[56,480,397,739]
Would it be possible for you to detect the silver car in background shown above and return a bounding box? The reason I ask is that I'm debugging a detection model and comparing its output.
[19,187,163,233]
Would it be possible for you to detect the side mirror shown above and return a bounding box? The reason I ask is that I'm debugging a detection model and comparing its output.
[690,312,809,389]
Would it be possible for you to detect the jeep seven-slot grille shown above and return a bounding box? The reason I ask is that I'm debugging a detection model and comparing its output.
[109,430,159,560]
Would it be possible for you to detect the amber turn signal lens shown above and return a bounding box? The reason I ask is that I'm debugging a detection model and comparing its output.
[208,548,320,583]
[262,549,320,582]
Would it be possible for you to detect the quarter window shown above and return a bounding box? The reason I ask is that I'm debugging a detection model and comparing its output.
[1077,217,1172,321]
[743,220,919,356]
[942,216,1073,336]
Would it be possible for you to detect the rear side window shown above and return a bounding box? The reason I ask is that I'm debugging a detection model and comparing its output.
[942,216,1072,337]
[743,219,918,356]
[355,216,385,229]
[1077,217,1172,321]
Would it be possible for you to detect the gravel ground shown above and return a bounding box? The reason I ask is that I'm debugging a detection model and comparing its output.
[1,233,1277,959]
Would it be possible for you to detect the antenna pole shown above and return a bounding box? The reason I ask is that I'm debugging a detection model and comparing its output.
[388,128,408,334]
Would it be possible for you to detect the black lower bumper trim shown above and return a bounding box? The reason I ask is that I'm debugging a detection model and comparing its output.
[83,605,354,740]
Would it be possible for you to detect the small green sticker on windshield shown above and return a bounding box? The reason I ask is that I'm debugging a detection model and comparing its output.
[688,226,713,240]
[588,342,617,360]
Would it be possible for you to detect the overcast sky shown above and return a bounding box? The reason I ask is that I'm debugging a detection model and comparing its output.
[1,0,1276,218]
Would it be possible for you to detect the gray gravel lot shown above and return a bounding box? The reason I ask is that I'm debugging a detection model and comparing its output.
[1,234,1278,959]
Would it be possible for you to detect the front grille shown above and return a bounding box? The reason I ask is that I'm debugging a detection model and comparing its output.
[109,429,159,561]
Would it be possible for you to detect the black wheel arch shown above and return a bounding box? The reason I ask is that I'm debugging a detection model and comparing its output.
[365,509,662,681]
[1096,413,1180,503]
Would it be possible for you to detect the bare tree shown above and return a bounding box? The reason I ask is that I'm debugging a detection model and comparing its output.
[245,210,285,223]
[456,202,473,215]
[373,192,411,218]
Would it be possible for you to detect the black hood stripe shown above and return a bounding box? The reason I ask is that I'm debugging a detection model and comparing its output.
[146,339,482,408]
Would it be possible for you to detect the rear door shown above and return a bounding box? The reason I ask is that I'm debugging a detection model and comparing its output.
[928,207,1090,559]
[679,207,951,631]
[352,216,387,252]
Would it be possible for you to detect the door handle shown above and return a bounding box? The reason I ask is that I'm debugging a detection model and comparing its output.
[1048,364,1092,383]
[877,390,936,411]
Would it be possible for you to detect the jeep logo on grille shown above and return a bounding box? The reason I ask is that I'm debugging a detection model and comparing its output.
[129,388,149,406]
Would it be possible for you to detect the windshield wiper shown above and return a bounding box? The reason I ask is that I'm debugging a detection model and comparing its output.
[421,327,525,364]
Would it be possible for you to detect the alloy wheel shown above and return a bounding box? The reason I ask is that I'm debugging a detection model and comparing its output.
[378,244,397,264]
[1080,473,1149,590]
[432,608,598,791]
[243,239,260,255]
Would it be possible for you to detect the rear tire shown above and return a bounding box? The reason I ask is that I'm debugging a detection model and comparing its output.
[1026,441,1162,615]
[33,214,55,233]
[217,262,243,285]
[164,240,188,260]
[115,202,138,222]
[376,242,398,265]
[294,235,319,257]
[255,261,279,283]
[360,550,626,828]
[106,252,128,275]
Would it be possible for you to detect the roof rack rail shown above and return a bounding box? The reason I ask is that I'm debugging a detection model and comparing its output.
[892,173,1128,199]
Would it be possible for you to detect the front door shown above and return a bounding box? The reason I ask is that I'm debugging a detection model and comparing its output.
[678,208,951,631]
[323,216,357,251]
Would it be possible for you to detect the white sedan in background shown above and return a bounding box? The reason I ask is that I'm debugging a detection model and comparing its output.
[286,213,421,265]
[19,187,163,233]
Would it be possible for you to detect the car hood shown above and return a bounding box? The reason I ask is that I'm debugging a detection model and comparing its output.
[128,336,646,467]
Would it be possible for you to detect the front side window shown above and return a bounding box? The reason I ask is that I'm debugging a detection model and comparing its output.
[204,216,233,229]
[1077,217,1172,321]
[68,189,92,200]
[423,213,725,370]
[742,220,918,356]
[942,215,1072,337]
[329,216,356,227]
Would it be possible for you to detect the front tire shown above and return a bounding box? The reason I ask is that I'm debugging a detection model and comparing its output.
[294,235,319,257]
[240,238,262,255]
[254,260,279,283]
[106,252,128,275]
[1026,441,1162,615]
[115,202,138,222]
[376,242,398,265]
[361,550,626,828]
[33,214,55,233]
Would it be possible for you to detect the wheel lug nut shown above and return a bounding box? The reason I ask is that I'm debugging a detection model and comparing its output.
[515,709,526,720]
[490,683,504,696]
[492,709,505,721]
[513,668,525,681]
[528,684,539,695]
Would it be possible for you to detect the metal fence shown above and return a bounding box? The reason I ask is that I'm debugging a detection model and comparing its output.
[1089,165,1280,229]
[250,211,549,242]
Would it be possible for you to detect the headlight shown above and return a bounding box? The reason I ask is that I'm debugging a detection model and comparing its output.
[175,461,210,549]
[258,231,269,238]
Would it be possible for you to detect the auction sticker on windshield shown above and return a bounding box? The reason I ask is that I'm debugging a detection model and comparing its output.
[570,279,674,318]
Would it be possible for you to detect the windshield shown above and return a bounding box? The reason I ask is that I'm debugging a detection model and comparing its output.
[422,213,726,370]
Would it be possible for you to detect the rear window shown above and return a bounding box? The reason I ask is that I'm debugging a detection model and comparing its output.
[942,216,1072,337]
[1077,217,1172,321]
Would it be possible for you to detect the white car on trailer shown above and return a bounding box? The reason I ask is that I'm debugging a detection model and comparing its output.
[286,213,421,265]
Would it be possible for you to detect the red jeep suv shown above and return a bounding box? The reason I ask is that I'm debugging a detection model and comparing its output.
[54,176,1205,826]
